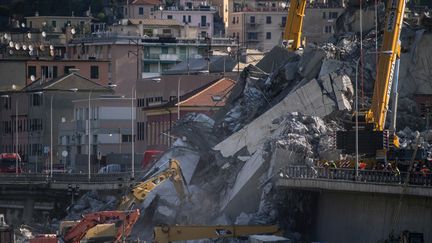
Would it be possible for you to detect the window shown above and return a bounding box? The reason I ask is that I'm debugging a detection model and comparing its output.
[169,96,177,101]
[232,17,236,24]
[167,15,173,19]
[64,66,75,74]
[122,135,134,142]
[143,64,150,72]
[324,25,333,33]
[28,66,36,79]
[161,47,168,54]
[124,7,127,16]
[322,12,326,19]
[41,66,48,78]
[139,7,144,15]
[32,94,42,106]
[52,20,57,28]
[183,15,186,23]
[162,29,171,35]
[250,16,255,23]
[201,16,207,26]
[29,21,32,28]
[329,12,338,19]
[137,122,145,140]
[188,15,191,23]
[90,66,99,79]
[247,32,258,40]
[281,16,287,26]
[52,66,58,78]
[266,32,271,39]
[266,16,272,24]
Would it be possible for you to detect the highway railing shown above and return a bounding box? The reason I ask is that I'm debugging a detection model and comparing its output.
[0,171,148,184]
[280,166,432,187]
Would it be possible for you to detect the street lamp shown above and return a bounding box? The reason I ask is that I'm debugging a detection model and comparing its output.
[131,85,136,179]
[159,5,163,19]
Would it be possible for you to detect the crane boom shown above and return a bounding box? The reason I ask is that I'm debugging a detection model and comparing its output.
[366,0,406,131]
[337,0,406,155]
[118,159,188,211]
[283,0,307,51]
[153,225,281,243]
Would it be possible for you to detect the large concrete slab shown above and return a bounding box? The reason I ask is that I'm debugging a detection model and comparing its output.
[214,78,335,158]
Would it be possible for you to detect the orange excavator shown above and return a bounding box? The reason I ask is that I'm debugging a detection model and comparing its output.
[30,209,140,243]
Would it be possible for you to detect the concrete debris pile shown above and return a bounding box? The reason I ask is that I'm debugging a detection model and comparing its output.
[214,45,353,137]
[64,191,117,220]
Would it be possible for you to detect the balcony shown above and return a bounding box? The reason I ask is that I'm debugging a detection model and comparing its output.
[198,23,211,29]
[159,54,178,61]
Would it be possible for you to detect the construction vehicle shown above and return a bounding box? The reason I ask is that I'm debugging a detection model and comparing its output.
[283,0,307,51]
[337,0,406,161]
[118,159,189,211]
[30,209,140,243]
[153,224,282,243]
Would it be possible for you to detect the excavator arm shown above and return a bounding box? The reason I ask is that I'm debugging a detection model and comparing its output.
[118,159,188,211]
[153,225,281,243]
[283,0,307,51]
[62,209,140,243]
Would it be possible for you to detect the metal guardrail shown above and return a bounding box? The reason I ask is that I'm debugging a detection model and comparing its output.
[0,171,147,185]
[281,166,432,187]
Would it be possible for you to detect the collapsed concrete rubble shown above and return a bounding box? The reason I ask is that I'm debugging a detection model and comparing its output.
[56,5,432,242]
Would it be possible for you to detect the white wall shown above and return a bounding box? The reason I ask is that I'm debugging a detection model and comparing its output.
[98,134,121,144]
[98,107,135,120]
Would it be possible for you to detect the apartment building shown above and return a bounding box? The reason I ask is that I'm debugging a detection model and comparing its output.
[26,15,92,33]
[58,97,135,172]
[0,70,112,171]
[123,0,161,19]
[26,60,110,86]
[224,0,344,51]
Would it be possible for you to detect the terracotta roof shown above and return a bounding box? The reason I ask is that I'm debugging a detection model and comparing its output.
[128,18,183,26]
[179,78,236,107]
[130,0,161,5]
[144,77,236,111]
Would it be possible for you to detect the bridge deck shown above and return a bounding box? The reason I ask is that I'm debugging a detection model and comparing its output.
[275,166,432,198]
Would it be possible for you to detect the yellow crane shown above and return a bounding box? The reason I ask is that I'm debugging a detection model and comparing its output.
[337,0,406,158]
[118,159,189,211]
[283,0,307,51]
[153,224,282,243]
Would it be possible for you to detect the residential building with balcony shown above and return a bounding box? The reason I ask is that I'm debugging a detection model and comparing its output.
[0,70,112,172]
[110,19,185,38]
[67,35,237,87]
[25,15,92,33]
[154,5,216,37]
[224,0,344,51]
[58,96,136,172]
[123,0,161,19]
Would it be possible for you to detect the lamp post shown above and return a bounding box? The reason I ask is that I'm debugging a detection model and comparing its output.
[88,90,92,180]
[131,85,136,179]
[177,77,182,120]
[50,94,53,177]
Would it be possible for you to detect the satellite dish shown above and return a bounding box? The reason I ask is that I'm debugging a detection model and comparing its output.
[227,46,232,52]
[50,50,55,56]
[30,75,36,81]
[27,32,32,39]
[21,23,25,28]
[62,151,68,157]
[22,44,27,50]
[71,28,76,35]
[42,31,47,38]
[9,41,14,48]
[49,45,54,50]
[9,49,13,55]
[15,43,21,50]
[4,33,9,39]
[29,45,34,51]
[40,45,45,51]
